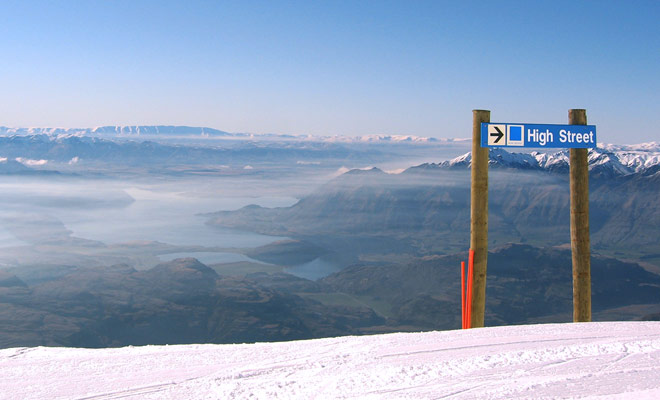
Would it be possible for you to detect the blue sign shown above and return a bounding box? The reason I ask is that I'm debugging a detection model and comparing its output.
[481,123,597,148]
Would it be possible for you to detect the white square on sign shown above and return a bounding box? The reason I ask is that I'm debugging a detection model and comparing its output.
[487,124,506,146]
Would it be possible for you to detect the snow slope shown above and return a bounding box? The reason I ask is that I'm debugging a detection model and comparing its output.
[1,322,659,399]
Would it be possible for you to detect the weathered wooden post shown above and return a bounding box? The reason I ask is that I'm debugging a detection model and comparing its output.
[569,109,592,322]
[470,109,490,328]
[472,110,595,326]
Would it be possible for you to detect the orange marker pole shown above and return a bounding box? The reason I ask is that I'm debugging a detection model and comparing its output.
[467,249,475,329]
[461,261,466,329]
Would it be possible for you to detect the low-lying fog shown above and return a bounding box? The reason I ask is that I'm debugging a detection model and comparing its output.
[0,175,302,270]
[0,137,472,277]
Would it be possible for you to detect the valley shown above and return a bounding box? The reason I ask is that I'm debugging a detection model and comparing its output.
[1,130,659,348]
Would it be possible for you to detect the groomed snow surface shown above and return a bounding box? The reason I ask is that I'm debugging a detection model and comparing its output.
[1,322,659,399]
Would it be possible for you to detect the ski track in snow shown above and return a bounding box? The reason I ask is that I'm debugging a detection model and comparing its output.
[1,322,659,399]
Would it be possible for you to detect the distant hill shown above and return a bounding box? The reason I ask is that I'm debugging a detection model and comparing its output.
[0,158,33,174]
[0,157,60,175]
[0,134,380,167]
[0,258,382,348]
[207,148,660,257]
[0,125,233,138]
[0,125,444,143]
[2,246,659,348]
[320,244,660,329]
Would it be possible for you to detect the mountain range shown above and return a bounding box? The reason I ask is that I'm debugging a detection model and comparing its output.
[0,125,444,144]
[207,146,660,260]
[0,134,382,168]
[414,145,660,177]
[1,129,657,177]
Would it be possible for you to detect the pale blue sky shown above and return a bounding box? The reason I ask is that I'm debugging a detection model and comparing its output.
[1,0,658,143]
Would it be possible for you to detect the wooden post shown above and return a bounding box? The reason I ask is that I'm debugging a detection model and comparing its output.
[569,109,592,322]
[470,109,490,328]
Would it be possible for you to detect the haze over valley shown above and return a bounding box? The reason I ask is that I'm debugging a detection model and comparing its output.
[1,128,659,347]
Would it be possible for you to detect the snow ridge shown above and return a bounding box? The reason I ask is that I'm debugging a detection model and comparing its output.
[0,126,450,144]
[434,145,660,176]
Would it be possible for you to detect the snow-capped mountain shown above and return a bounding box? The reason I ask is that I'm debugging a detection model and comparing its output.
[0,125,234,138]
[421,144,660,177]
[0,134,402,167]
[0,126,448,144]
